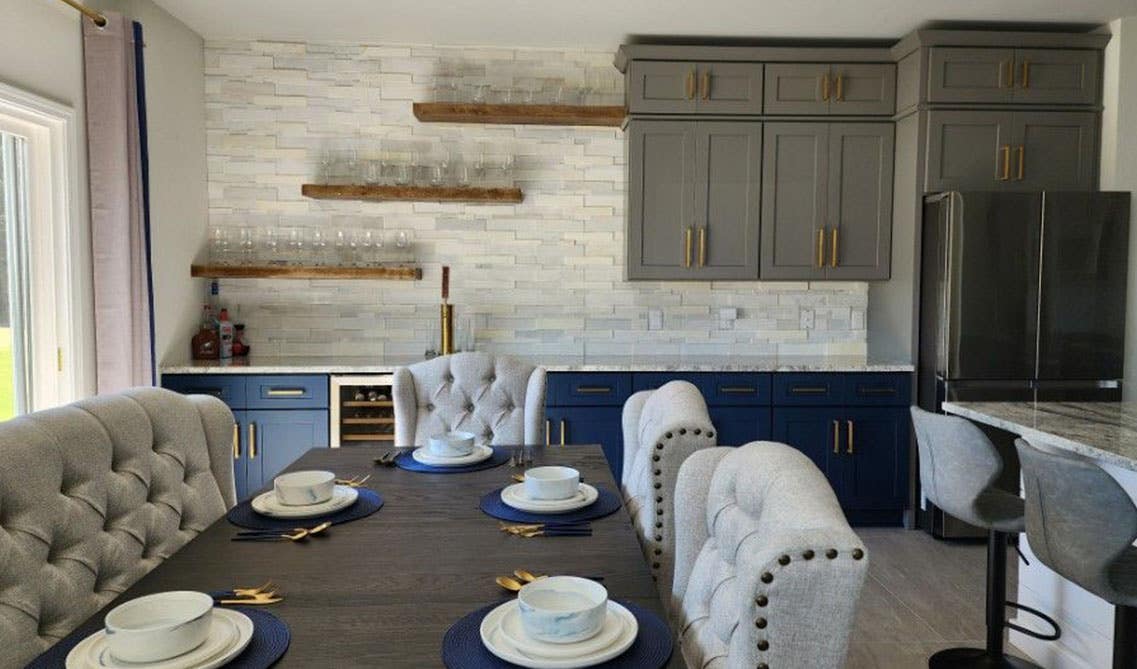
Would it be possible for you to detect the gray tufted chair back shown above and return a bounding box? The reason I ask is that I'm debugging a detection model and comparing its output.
[392,352,546,446]
[1016,438,1137,607]
[910,406,1024,532]
[672,442,868,669]
[620,381,717,602]
[0,387,236,667]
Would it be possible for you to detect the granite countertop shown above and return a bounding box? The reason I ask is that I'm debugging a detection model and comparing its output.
[160,354,915,375]
[942,401,1137,472]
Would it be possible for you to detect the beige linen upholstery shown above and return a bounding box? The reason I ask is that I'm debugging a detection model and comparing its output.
[673,442,868,669]
[0,387,236,668]
[620,381,717,601]
[393,352,546,446]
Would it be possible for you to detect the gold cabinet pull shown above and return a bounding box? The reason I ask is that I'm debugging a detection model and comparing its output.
[816,228,825,267]
[545,419,551,446]
[559,419,566,446]
[1002,60,1014,88]
[832,420,840,454]
[684,227,693,268]
[830,228,839,268]
[997,145,1011,181]
[846,420,854,454]
[701,70,711,100]
[821,73,830,101]
[232,423,240,459]
[1021,60,1030,89]
[835,74,844,101]
[1016,145,1025,181]
[248,422,257,459]
[266,388,305,397]
[698,227,707,267]
[685,69,696,100]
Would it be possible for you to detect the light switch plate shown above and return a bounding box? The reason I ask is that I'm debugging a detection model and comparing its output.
[648,309,663,331]
[800,308,815,330]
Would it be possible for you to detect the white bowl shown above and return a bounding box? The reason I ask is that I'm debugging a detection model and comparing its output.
[104,591,214,663]
[274,470,336,506]
[524,466,580,501]
[517,576,608,644]
[428,431,476,458]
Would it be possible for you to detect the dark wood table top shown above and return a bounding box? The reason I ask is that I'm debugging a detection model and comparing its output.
[52,445,685,668]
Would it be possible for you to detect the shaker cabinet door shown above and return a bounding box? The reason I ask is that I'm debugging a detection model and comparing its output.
[627,61,697,114]
[760,123,829,279]
[691,122,761,279]
[828,63,896,116]
[697,62,764,114]
[827,123,894,280]
[627,121,697,279]
[1012,111,1097,191]
[927,47,1015,104]
[924,110,1015,192]
[838,408,909,511]
[1012,49,1100,106]
[763,63,831,115]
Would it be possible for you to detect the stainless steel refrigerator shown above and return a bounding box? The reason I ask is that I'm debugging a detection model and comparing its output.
[918,191,1130,538]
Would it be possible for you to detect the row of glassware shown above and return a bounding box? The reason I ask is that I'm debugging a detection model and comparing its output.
[208,224,412,267]
[318,145,514,188]
[429,62,623,106]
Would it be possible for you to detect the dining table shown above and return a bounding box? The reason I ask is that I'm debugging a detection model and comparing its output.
[38,444,686,668]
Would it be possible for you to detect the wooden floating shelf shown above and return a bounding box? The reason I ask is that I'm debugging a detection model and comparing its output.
[301,183,523,204]
[413,102,625,127]
[191,264,422,280]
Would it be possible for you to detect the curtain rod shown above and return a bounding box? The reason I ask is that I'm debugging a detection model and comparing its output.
[56,0,107,27]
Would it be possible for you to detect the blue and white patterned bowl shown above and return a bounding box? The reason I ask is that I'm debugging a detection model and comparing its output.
[274,470,336,506]
[104,591,213,663]
[517,576,608,644]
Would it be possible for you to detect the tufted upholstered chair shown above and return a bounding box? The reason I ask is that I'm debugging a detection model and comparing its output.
[393,352,546,446]
[672,442,868,669]
[0,387,237,668]
[620,381,717,602]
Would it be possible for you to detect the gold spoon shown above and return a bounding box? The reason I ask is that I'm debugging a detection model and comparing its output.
[306,521,332,536]
[513,569,544,583]
[495,576,525,592]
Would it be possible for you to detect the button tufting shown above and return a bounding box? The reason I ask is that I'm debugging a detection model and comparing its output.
[487,375,496,383]
[761,572,773,584]
[653,469,661,476]
[757,640,769,651]
[852,548,865,560]
[778,555,790,566]
[426,403,435,410]
[755,595,768,607]
[465,404,474,412]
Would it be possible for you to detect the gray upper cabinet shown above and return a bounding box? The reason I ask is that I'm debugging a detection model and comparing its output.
[627,60,762,115]
[1014,111,1097,190]
[765,63,895,116]
[761,122,893,280]
[627,121,696,279]
[927,47,1100,105]
[627,120,760,280]
[925,110,1015,191]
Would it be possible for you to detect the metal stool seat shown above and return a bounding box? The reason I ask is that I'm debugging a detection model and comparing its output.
[911,407,1060,669]
[1017,438,1137,669]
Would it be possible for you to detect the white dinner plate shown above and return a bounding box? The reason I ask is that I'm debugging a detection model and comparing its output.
[479,599,638,669]
[499,601,627,659]
[500,483,598,514]
[250,484,358,518]
[67,608,254,669]
[411,444,494,467]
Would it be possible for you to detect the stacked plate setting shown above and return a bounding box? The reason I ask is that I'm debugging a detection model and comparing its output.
[251,470,359,519]
[479,577,638,669]
[413,431,494,467]
[502,466,598,514]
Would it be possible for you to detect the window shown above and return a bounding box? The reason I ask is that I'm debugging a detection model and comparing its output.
[0,82,87,416]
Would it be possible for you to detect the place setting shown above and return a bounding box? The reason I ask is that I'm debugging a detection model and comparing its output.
[392,431,513,474]
[442,575,673,669]
[28,589,291,669]
[480,465,622,524]
[226,469,384,532]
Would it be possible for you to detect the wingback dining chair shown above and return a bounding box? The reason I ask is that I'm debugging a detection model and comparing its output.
[393,352,546,446]
[621,380,717,601]
[0,387,237,668]
[671,442,868,669]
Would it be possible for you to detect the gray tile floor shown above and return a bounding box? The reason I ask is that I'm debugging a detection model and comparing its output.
[846,528,1030,668]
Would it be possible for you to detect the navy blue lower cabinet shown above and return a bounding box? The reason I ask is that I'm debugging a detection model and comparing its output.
[709,406,772,447]
[771,407,844,483]
[546,406,624,482]
[838,408,909,515]
[244,409,330,497]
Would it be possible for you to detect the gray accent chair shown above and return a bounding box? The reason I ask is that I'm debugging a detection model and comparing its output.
[0,387,236,667]
[393,352,546,446]
[620,380,717,602]
[671,442,868,669]
[910,407,1055,669]
[1016,438,1137,669]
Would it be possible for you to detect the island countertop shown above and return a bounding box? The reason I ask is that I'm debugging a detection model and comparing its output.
[941,401,1137,472]
[160,353,914,375]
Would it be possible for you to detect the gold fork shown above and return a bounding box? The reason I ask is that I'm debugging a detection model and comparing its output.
[335,474,372,487]
[231,580,276,597]
[216,591,284,605]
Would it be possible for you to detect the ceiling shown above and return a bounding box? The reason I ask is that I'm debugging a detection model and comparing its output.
[152,0,1136,49]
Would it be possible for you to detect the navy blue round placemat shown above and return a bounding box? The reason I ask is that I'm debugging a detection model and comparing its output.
[395,446,511,474]
[226,488,383,530]
[479,485,622,523]
[442,599,673,669]
[26,606,290,668]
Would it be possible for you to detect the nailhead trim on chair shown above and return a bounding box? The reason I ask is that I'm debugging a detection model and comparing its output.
[853,548,865,560]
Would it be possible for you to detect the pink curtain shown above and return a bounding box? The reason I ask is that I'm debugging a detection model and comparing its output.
[83,12,153,392]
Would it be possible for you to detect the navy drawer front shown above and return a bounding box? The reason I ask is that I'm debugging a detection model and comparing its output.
[246,375,329,410]
[772,373,844,405]
[843,373,911,407]
[632,372,714,398]
[161,375,246,408]
[706,373,772,406]
[547,373,631,406]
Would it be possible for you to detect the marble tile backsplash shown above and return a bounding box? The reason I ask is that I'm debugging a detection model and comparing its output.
[203,40,869,359]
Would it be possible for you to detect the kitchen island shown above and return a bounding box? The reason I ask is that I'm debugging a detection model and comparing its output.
[942,401,1137,669]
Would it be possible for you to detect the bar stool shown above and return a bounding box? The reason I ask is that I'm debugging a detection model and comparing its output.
[911,407,1060,669]
[1016,438,1137,669]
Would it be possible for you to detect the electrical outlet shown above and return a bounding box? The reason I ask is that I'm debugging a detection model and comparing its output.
[718,307,737,330]
[648,309,663,331]
[800,307,815,330]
